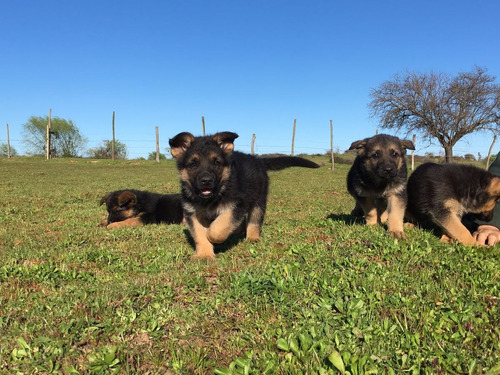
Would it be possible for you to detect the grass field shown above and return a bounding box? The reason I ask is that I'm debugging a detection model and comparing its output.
[0,157,499,374]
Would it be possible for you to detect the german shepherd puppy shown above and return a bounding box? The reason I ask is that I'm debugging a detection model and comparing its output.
[169,131,320,259]
[99,190,183,228]
[406,162,500,245]
[347,134,415,239]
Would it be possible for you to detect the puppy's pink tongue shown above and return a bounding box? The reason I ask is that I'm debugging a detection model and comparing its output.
[201,189,212,195]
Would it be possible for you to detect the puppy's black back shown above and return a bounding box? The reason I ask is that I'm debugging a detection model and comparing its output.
[208,151,269,213]
[142,192,183,224]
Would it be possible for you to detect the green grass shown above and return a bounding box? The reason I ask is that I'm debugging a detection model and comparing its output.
[0,157,499,374]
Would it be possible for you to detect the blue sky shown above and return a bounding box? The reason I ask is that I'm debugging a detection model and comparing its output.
[1,0,499,159]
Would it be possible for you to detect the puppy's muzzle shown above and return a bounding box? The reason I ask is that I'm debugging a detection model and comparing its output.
[196,172,216,198]
[378,163,397,178]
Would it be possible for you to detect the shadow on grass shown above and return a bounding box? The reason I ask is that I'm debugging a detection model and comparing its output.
[182,229,246,255]
[327,213,365,225]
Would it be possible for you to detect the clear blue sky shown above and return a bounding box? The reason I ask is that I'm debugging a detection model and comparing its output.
[1,0,499,159]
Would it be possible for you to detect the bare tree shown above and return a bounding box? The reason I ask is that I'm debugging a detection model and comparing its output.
[369,66,500,162]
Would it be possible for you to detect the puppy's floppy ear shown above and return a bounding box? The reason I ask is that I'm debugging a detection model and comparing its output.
[117,190,136,208]
[100,193,111,206]
[213,131,239,154]
[400,139,415,151]
[169,132,195,159]
[349,139,367,155]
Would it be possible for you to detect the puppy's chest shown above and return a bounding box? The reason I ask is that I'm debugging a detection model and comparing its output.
[183,200,235,227]
[356,178,405,198]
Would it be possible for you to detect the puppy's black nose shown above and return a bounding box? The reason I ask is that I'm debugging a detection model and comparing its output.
[200,176,212,186]
[198,172,215,187]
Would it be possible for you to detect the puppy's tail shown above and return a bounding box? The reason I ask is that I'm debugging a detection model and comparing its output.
[261,156,320,171]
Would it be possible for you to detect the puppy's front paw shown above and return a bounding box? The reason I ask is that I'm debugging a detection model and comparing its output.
[192,244,215,261]
[389,230,405,240]
[192,252,216,261]
[97,220,108,227]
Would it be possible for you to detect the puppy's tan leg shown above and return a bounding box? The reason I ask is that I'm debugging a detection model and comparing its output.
[358,198,378,226]
[377,199,388,224]
[379,210,388,224]
[207,210,240,244]
[107,217,143,228]
[386,195,406,239]
[440,234,454,243]
[438,215,478,246]
[189,216,215,260]
[246,206,264,242]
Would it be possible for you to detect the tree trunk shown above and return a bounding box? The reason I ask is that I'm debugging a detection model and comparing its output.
[444,144,453,163]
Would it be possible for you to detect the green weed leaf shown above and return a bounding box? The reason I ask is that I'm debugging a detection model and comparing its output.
[328,350,345,374]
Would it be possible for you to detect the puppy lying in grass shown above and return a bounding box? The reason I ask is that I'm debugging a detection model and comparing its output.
[99,189,183,228]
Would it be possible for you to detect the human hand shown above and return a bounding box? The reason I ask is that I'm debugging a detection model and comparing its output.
[473,225,500,246]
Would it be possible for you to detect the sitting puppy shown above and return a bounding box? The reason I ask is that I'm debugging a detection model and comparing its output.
[99,189,183,228]
[347,134,415,239]
[406,162,500,245]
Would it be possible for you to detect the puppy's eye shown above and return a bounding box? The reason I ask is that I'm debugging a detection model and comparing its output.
[213,159,223,167]
[392,151,399,158]
[187,160,198,169]
[371,152,379,159]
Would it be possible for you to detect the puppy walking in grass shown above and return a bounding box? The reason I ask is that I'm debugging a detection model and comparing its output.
[347,134,415,239]
[169,131,320,260]
[406,162,500,246]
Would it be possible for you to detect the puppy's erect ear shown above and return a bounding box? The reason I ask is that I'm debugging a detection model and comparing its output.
[169,132,195,159]
[117,190,136,208]
[213,132,239,154]
[400,139,415,151]
[349,139,367,155]
[100,193,111,206]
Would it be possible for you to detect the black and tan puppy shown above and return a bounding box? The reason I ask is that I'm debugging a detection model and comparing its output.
[406,162,500,246]
[169,131,320,260]
[347,134,415,239]
[99,189,183,228]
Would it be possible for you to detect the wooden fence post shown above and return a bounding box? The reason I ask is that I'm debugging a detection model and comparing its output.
[486,134,497,170]
[251,134,256,155]
[330,120,334,171]
[112,111,116,160]
[46,109,51,160]
[202,116,206,136]
[411,134,416,171]
[6,123,11,159]
[291,119,296,156]
[155,126,160,163]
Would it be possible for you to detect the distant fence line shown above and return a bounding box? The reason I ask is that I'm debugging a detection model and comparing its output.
[2,114,497,164]
[1,135,494,161]
[0,137,332,158]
